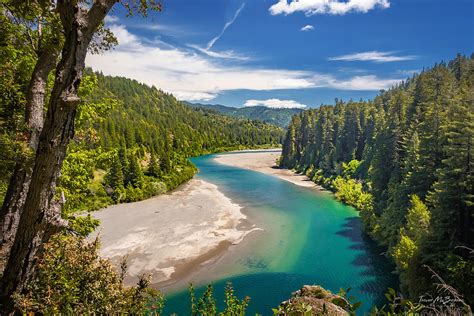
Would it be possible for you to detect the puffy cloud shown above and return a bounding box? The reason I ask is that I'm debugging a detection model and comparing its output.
[300,25,315,31]
[86,24,401,101]
[329,51,417,63]
[269,0,390,16]
[244,98,307,108]
[104,15,119,23]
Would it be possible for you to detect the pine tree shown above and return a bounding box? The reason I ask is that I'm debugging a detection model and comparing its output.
[159,152,171,173]
[128,153,144,188]
[147,151,160,177]
[118,143,130,185]
[107,156,124,191]
[428,82,473,251]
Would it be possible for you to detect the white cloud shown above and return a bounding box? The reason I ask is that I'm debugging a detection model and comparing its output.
[207,3,246,50]
[300,25,314,31]
[244,98,307,108]
[329,51,417,63]
[104,15,119,23]
[86,24,401,101]
[326,75,400,90]
[269,0,390,16]
[107,24,141,48]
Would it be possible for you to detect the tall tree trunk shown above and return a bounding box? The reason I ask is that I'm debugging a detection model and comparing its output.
[0,0,116,312]
[0,48,58,272]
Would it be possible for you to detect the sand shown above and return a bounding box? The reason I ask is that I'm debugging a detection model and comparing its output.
[91,179,259,286]
[214,149,318,189]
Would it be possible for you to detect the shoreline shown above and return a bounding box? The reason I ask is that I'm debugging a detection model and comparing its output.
[214,149,322,190]
[91,179,259,287]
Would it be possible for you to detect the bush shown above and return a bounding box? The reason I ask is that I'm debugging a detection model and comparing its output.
[332,176,373,212]
[13,234,164,314]
[189,282,250,316]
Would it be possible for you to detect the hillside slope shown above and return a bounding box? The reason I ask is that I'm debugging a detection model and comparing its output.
[187,102,303,127]
[53,72,285,214]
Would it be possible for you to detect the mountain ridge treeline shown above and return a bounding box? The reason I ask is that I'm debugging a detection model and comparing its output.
[186,102,303,127]
[280,54,474,304]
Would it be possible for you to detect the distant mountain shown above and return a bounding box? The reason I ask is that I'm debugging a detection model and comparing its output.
[185,102,303,128]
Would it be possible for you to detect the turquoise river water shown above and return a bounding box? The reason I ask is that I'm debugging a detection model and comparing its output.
[163,151,397,315]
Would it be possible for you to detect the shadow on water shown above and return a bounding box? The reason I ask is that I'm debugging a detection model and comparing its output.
[336,216,399,308]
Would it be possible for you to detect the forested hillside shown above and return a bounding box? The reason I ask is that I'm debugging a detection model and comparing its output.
[1,70,284,217]
[280,54,473,304]
[187,102,303,127]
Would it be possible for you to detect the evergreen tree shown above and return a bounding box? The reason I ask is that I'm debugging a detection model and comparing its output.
[159,152,171,173]
[107,156,124,191]
[147,151,160,177]
[128,153,144,188]
[118,143,130,185]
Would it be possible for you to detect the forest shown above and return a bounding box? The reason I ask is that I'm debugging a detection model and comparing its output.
[1,69,284,228]
[186,102,303,127]
[281,54,474,306]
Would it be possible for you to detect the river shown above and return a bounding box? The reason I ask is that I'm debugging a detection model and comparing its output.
[163,151,397,315]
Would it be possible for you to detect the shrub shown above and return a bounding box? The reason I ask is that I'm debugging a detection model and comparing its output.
[332,176,373,212]
[189,282,250,316]
[13,234,164,314]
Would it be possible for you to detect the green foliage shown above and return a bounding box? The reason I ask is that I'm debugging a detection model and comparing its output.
[13,234,164,314]
[189,282,250,316]
[222,283,251,315]
[0,6,36,193]
[147,151,160,177]
[127,152,144,188]
[405,195,431,240]
[67,214,100,237]
[342,159,361,178]
[392,231,417,270]
[333,176,373,212]
[281,54,474,304]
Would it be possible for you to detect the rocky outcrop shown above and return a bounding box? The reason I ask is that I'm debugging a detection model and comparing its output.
[274,285,349,315]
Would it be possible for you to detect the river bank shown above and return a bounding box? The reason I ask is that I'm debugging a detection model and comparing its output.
[214,149,320,189]
[91,179,259,287]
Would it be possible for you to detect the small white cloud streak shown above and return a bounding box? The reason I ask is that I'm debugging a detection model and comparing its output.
[269,0,390,16]
[300,25,314,31]
[86,24,402,101]
[327,75,400,90]
[244,98,307,108]
[329,51,417,63]
[188,44,250,61]
[207,3,246,50]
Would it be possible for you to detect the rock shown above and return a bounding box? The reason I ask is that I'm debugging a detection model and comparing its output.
[274,285,349,315]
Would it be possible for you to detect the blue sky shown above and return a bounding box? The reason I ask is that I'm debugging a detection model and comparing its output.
[86,0,474,109]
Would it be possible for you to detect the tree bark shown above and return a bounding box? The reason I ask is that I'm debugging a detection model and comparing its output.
[0,47,58,272]
[0,0,117,312]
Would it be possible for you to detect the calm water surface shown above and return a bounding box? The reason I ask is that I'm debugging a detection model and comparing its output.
[163,152,397,315]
